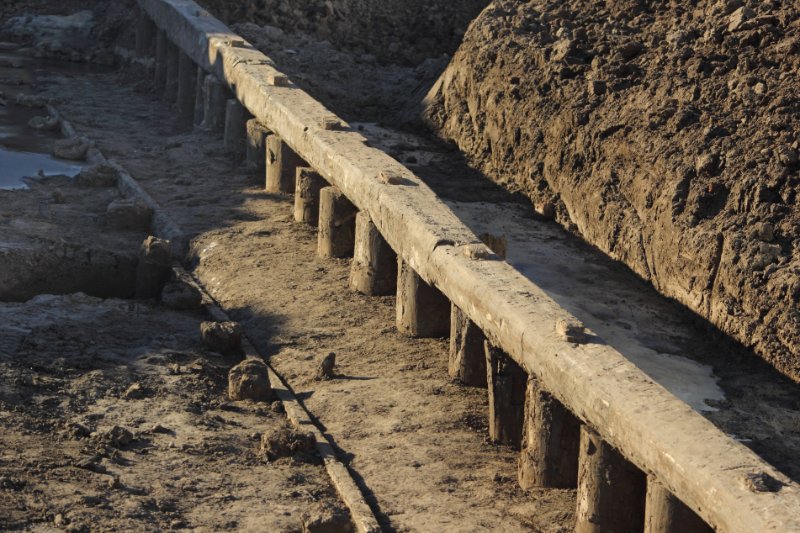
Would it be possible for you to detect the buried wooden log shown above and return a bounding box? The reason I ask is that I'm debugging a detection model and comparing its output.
[576,426,647,533]
[153,30,167,90]
[349,211,397,296]
[193,66,205,126]
[449,304,487,387]
[518,375,581,489]
[135,11,155,57]
[176,53,196,125]
[317,186,357,259]
[265,134,305,193]
[163,40,179,103]
[201,74,227,132]
[395,259,450,338]
[485,342,526,448]
[294,167,326,226]
[246,119,270,174]
[645,476,713,533]
[223,99,249,157]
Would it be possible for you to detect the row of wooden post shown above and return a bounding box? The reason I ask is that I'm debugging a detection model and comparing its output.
[137,14,714,533]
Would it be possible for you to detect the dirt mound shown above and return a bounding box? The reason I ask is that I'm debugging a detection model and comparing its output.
[198,0,490,65]
[425,0,800,381]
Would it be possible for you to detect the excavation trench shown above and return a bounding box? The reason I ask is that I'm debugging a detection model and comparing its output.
[2,2,800,532]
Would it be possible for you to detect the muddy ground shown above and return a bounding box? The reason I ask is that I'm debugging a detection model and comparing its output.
[2,1,800,531]
[424,0,800,382]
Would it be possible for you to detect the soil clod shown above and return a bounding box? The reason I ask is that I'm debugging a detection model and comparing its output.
[228,358,273,401]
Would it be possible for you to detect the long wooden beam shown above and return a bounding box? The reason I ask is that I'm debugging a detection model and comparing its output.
[137,1,800,530]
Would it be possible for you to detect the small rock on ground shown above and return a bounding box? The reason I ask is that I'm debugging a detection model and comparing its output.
[228,358,272,401]
[161,279,202,310]
[106,197,153,231]
[200,321,243,355]
[260,426,316,461]
[303,503,355,533]
[52,137,91,160]
[75,162,118,187]
[315,352,336,381]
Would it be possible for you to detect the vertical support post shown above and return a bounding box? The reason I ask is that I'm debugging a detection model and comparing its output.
[485,343,526,448]
[449,305,487,387]
[163,40,179,103]
[350,212,397,296]
[136,236,172,299]
[246,119,270,174]
[645,476,712,533]
[176,53,196,125]
[201,75,227,132]
[396,260,450,338]
[224,99,250,157]
[576,426,647,533]
[518,375,581,489]
[154,30,167,90]
[135,11,155,58]
[265,134,305,193]
[294,168,326,226]
[193,66,206,127]
[317,187,357,259]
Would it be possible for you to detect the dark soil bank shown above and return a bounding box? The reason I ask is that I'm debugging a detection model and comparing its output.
[198,0,491,65]
[425,0,800,381]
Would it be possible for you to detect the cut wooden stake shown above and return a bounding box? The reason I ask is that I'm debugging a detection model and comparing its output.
[193,66,205,126]
[246,119,270,174]
[518,375,581,489]
[396,259,450,338]
[153,30,167,90]
[163,40,179,103]
[201,74,227,132]
[135,10,155,57]
[265,134,305,193]
[350,212,397,296]
[449,304,487,387]
[223,99,249,157]
[176,53,196,125]
[317,186,357,259]
[485,342,526,448]
[294,167,326,226]
[645,476,713,533]
[576,426,647,533]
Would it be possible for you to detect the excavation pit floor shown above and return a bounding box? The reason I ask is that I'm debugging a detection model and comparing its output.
[1,14,800,533]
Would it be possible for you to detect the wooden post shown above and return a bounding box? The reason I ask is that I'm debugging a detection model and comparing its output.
[136,236,172,299]
[576,426,647,533]
[163,40,179,103]
[224,99,249,157]
[645,476,713,533]
[193,66,205,127]
[201,75,227,132]
[294,168,326,226]
[317,187,357,259]
[519,375,581,489]
[449,305,487,387]
[135,11,155,57]
[485,343,527,448]
[246,119,270,174]
[154,30,167,90]
[176,53,196,125]
[396,259,450,338]
[265,134,305,193]
[350,212,397,296]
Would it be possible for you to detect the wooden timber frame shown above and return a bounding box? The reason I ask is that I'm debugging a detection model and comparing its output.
[136,1,800,531]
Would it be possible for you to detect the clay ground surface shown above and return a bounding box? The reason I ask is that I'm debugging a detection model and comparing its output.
[0,294,343,532]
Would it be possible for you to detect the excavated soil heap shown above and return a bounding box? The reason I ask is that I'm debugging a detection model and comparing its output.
[198,0,490,65]
[425,0,800,381]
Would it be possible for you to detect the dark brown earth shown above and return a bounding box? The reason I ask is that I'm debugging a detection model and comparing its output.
[424,0,800,382]
[198,0,490,66]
